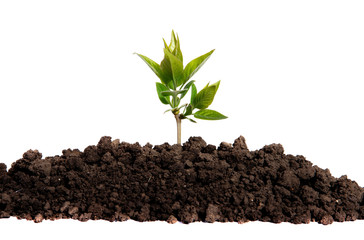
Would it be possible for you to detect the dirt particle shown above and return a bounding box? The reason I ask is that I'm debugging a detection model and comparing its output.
[180,206,199,223]
[68,206,79,215]
[320,215,334,225]
[23,150,42,161]
[111,139,120,149]
[205,204,221,223]
[34,213,44,223]
[43,202,50,211]
[233,136,248,150]
[0,163,7,174]
[167,215,178,224]
[1,193,11,203]
[60,201,70,213]
[29,159,52,176]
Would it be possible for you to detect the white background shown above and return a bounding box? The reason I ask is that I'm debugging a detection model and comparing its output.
[0,0,363,239]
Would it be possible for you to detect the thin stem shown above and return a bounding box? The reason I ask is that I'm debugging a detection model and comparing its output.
[172,94,177,108]
[175,114,181,145]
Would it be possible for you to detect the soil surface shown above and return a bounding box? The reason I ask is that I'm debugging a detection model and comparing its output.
[1,136,363,224]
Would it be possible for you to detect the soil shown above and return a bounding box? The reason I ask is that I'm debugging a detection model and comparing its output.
[0,136,363,225]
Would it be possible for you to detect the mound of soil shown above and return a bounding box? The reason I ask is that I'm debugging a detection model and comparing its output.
[0,136,363,224]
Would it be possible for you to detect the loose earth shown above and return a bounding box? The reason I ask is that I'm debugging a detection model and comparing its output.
[0,136,363,225]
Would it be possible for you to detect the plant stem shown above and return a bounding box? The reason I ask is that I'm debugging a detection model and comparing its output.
[172,94,177,108]
[175,114,181,145]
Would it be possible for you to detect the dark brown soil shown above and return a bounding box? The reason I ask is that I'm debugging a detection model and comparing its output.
[1,136,363,225]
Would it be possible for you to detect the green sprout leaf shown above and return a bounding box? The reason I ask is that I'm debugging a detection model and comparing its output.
[190,83,197,103]
[135,53,168,85]
[194,109,227,120]
[192,80,220,109]
[179,80,195,100]
[209,80,220,94]
[160,51,173,87]
[163,49,183,87]
[172,96,180,108]
[184,104,193,116]
[169,31,177,52]
[160,89,188,97]
[163,38,170,51]
[160,90,174,97]
[156,82,170,105]
[174,34,183,62]
[182,49,215,85]
[186,117,197,123]
[165,31,183,63]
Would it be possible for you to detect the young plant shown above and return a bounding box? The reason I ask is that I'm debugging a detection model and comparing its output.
[135,30,227,144]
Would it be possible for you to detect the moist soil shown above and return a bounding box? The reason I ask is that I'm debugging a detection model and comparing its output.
[0,136,363,225]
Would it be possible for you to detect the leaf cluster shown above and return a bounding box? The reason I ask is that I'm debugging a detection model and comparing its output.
[135,31,227,121]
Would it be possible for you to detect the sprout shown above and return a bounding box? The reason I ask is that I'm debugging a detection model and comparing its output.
[135,30,227,144]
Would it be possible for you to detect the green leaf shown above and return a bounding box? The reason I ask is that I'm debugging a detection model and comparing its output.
[176,103,188,111]
[209,80,220,94]
[163,38,170,51]
[135,53,167,84]
[160,51,173,86]
[194,109,227,120]
[156,82,170,105]
[164,48,184,87]
[179,80,195,99]
[172,96,180,107]
[160,89,187,97]
[192,82,219,109]
[182,49,214,84]
[176,97,180,107]
[186,117,197,123]
[184,104,193,116]
[160,90,174,97]
[178,89,188,96]
[175,34,183,62]
[164,31,183,63]
[190,83,197,103]
[169,30,177,52]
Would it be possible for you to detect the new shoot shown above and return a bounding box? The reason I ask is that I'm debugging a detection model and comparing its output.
[135,30,227,144]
